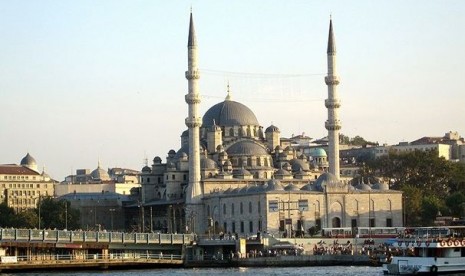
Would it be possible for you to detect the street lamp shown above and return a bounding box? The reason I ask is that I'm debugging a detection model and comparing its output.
[65,201,68,230]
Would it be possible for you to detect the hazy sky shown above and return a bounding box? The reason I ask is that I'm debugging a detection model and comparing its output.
[1,1,464,181]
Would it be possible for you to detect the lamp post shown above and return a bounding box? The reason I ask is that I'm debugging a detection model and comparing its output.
[109,208,115,231]
[150,207,153,232]
[38,195,41,229]
[65,201,68,230]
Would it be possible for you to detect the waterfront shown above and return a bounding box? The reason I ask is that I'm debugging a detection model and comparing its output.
[1,266,382,276]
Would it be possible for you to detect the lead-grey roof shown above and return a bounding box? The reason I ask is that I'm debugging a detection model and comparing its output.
[202,100,260,128]
[226,140,269,156]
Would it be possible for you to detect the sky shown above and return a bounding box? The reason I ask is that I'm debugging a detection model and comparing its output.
[1,1,464,181]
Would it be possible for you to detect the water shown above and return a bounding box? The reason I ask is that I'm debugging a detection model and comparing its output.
[0,266,383,276]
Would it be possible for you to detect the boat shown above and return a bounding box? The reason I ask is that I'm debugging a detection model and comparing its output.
[382,227,465,275]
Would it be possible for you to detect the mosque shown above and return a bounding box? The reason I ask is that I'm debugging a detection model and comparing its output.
[139,13,403,236]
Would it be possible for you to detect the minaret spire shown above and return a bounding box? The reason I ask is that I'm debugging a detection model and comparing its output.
[324,17,341,180]
[185,11,203,233]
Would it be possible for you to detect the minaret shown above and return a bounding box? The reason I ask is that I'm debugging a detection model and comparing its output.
[324,18,341,179]
[185,12,203,232]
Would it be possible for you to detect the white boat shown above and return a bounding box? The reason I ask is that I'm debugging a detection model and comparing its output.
[382,227,465,275]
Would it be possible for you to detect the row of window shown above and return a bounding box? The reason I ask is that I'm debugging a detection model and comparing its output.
[1,183,43,189]
[5,190,39,196]
[206,201,262,217]
[2,175,37,180]
[222,220,263,234]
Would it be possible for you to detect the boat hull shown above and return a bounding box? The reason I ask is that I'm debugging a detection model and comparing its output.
[382,257,465,275]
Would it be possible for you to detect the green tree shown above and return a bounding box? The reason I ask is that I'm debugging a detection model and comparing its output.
[38,197,80,230]
[0,202,18,227]
[421,195,444,226]
[445,192,465,217]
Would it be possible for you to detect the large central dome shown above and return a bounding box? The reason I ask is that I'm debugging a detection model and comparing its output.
[202,100,260,128]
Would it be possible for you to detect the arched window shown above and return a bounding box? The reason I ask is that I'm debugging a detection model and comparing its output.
[240,202,243,214]
[249,201,252,213]
[238,128,243,137]
[247,127,251,137]
[231,203,235,215]
[253,128,257,137]
[223,203,227,215]
[257,201,261,214]
[229,128,234,137]
[207,205,211,217]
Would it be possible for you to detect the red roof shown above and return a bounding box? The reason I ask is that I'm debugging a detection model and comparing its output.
[0,164,40,175]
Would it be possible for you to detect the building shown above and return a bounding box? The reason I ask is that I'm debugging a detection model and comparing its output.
[0,153,55,212]
[138,14,403,236]
[56,163,141,197]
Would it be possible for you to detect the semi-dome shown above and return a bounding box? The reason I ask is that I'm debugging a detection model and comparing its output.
[202,100,260,128]
[20,153,37,167]
[226,140,269,156]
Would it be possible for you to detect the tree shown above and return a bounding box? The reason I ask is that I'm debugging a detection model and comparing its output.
[0,202,18,227]
[38,197,80,230]
[445,192,465,217]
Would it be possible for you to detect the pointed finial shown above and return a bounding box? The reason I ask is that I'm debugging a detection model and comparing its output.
[225,81,232,100]
[327,15,336,54]
[188,11,197,47]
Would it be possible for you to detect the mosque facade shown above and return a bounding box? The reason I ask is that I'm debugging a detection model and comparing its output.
[139,14,403,236]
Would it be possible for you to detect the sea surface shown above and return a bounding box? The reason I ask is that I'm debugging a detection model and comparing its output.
[0,266,383,276]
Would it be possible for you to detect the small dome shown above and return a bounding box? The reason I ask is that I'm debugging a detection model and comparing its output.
[91,164,110,181]
[314,172,339,191]
[284,183,300,191]
[265,179,285,191]
[355,183,372,190]
[168,149,176,155]
[142,166,151,173]
[233,167,252,176]
[153,156,162,164]
[275,145,282,151]
[310,148,327,157]
[290,159,310,172]
[201,157,218,169]
[265,125,280,133]
[275,168,291,176]
[21,153,37,167]
[300,183,317,191]
[372,182,389,191]
[181,130,189,137]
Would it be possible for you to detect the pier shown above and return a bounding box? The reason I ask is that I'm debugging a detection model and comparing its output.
[0,228,192,272]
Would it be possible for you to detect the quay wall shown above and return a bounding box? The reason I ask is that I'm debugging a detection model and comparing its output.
[184,255,372,268]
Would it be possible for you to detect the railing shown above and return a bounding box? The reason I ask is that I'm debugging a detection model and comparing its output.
[12,252,183,263]
[0,228,195,245]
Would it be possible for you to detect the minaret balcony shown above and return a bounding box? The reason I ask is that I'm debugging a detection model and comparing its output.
[185,94,201,104]
[325,75,340,85]
[185,70,200,80]
[325,120,342,131]
[185,117,202,128]
[325,99,341,108]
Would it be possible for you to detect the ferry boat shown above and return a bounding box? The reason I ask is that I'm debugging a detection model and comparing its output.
[382,227,465,275]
